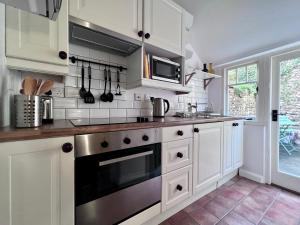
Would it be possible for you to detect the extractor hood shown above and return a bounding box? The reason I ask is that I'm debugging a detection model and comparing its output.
[69,17,140,57]
[0,0,61,20]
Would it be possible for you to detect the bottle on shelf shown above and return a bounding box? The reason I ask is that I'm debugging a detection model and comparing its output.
[202,63,208,72]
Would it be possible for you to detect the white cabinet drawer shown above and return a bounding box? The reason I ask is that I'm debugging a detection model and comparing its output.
[162,125,193,142]
[162,165,192,211]
[162,138,192,174]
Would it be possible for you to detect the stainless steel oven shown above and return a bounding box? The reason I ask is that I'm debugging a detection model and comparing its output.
[75,128,161,225]
[151,55,181,84]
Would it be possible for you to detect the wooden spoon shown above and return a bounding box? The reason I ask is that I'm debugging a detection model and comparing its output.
[34,79,42,95]
[38,80,54,95]
[23,77,37,96]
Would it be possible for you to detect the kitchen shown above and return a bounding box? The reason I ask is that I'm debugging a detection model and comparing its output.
[0,1,300,225]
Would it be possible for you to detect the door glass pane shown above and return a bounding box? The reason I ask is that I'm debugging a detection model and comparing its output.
[279,57,300,177]
[237,67,247,83]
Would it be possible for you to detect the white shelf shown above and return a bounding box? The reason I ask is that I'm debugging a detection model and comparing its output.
[200,71,221,79]
[127,78,192,94]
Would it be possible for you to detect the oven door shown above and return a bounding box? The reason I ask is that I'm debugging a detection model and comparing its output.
[152,57,181,83]
[75,143,161,225]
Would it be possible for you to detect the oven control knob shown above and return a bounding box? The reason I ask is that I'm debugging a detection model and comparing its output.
[142,135,149,141]
[123,137,131,145]
[101,141,109,148]
[176,185,183,191]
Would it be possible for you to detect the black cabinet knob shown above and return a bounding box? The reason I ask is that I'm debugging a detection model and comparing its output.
[144,33,151,39]
[59,51,67,60]
[177,152,183,158]
[138,30,144,37]
[232,123,236,127]
[177,130,184,136]
[123,137,131,145]
[176,185,183,191]
[101,141,109,148]
[194,128,199,133]
[236,123,239,126]
[142,135,149,141]
[62,142,73,153]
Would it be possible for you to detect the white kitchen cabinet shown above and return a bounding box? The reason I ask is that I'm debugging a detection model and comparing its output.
[193,123,223,193]
[5,0,69,75]
[0,137,74,225]
[144,0,183,55]
[69,0,143,42]
[162,165,192,211]
[223,120,244,176]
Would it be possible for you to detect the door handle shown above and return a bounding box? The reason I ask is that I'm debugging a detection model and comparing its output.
[272,110,287,121]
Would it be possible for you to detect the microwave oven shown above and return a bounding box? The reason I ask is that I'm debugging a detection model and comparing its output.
[151,56,181,84]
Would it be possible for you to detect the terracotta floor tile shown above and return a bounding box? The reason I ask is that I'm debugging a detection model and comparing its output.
[204,199,232,219]
[254,185,281,198]
[206,189,219,199]
[258,217,281,225]
[231,182,255,195]
[218,187,245,201]
[234,203,264,224]
[167,210,190,223]
[242,196,272,212]
[265,205,299,225]
[214,195,238,209]
[184,196,212,213]
[250,189,275,206]
[189,207,220,225]
[278,191,300,205]
[230,176,242,182]
[271,200,300,218]
[237,179,259,190]
[220,212,255,225]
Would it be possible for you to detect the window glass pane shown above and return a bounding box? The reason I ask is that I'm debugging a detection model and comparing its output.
[237,67,247,83]
[228,69,237,85]
[228,83,257,118]
[247,64,257,82]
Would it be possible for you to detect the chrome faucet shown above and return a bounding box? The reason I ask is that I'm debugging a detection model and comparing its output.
[188,103,198,113]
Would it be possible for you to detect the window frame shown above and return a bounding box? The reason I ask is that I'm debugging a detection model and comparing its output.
[224,62,259,119]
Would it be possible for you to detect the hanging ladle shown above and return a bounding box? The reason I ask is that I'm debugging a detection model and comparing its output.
[100,66,108,102]
[107,66,114,102]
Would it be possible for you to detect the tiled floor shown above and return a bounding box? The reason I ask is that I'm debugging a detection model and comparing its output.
[160,176,300,225]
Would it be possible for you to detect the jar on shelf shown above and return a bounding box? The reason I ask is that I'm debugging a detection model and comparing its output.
[208,63,215,74]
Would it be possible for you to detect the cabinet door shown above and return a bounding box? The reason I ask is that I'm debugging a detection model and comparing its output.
[69,0,142,41]
[5,0,69,75]
[144,0,183,55]
[233,121,244,169]
[193,123,223,193]
[0,137,74,225]
[223,123,234,176]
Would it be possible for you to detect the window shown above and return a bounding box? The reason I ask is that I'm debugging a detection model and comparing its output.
[226,63,258,118]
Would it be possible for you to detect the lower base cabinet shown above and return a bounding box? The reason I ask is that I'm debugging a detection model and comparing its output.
[193,122,223,193]
[0,137,74,225]
[162,165,192,211]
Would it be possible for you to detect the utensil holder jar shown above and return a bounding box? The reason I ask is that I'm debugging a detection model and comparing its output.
[14,95,43,128]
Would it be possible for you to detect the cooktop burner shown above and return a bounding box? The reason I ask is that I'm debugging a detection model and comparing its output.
[70,117,155,127]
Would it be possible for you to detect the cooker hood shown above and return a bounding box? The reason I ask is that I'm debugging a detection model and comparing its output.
[69,16,140,56]
[0,0,61,20]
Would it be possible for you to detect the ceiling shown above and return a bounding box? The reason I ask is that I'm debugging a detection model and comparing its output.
[174,0,300,65]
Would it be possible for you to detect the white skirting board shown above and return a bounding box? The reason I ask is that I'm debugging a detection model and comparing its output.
[217,169,238,187]
[239,168,265,183]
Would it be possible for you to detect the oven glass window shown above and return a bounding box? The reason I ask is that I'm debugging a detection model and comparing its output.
[75,144,161,206]
[154,60,178,80]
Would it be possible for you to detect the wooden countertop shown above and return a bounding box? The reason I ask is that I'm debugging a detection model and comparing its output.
[0,117,241,143]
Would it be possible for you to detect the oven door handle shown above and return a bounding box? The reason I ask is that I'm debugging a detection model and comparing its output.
[99,150,154,166]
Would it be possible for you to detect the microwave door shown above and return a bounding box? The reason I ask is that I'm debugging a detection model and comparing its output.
[152,60,180,83]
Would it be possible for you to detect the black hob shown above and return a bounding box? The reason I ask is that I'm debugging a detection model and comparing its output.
[70,117,154,127]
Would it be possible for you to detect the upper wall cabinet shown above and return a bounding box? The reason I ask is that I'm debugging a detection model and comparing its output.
[143,0,183,55]
[5,0,69,75]
[69,0,143,42]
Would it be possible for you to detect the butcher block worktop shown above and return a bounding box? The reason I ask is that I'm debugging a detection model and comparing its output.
[0,117,242,142]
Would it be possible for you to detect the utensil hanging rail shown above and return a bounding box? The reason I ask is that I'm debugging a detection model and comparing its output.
[69,56,127,71]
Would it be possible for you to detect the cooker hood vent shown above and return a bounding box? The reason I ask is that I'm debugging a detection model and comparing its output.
[69,22,139,56]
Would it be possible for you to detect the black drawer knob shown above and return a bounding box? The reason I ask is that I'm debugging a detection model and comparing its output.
[138,30,144,37]
[144,33,151,39]
[176,185,183,191]
[59,51,67,60]
[177,152,183,158]
[194,128,199,133]
[177,130,184,136]
[123,137,131,145]
[101,141,109,148]
[142,135,149,141]
[62,142,73,153]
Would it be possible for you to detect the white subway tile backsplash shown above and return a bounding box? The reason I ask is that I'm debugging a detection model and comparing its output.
[90,109,109,118]
[66,109,89,119]
[53,109,65,120]
[48,43,208,120]
[110,109,126,118]
[54,97,77,108]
